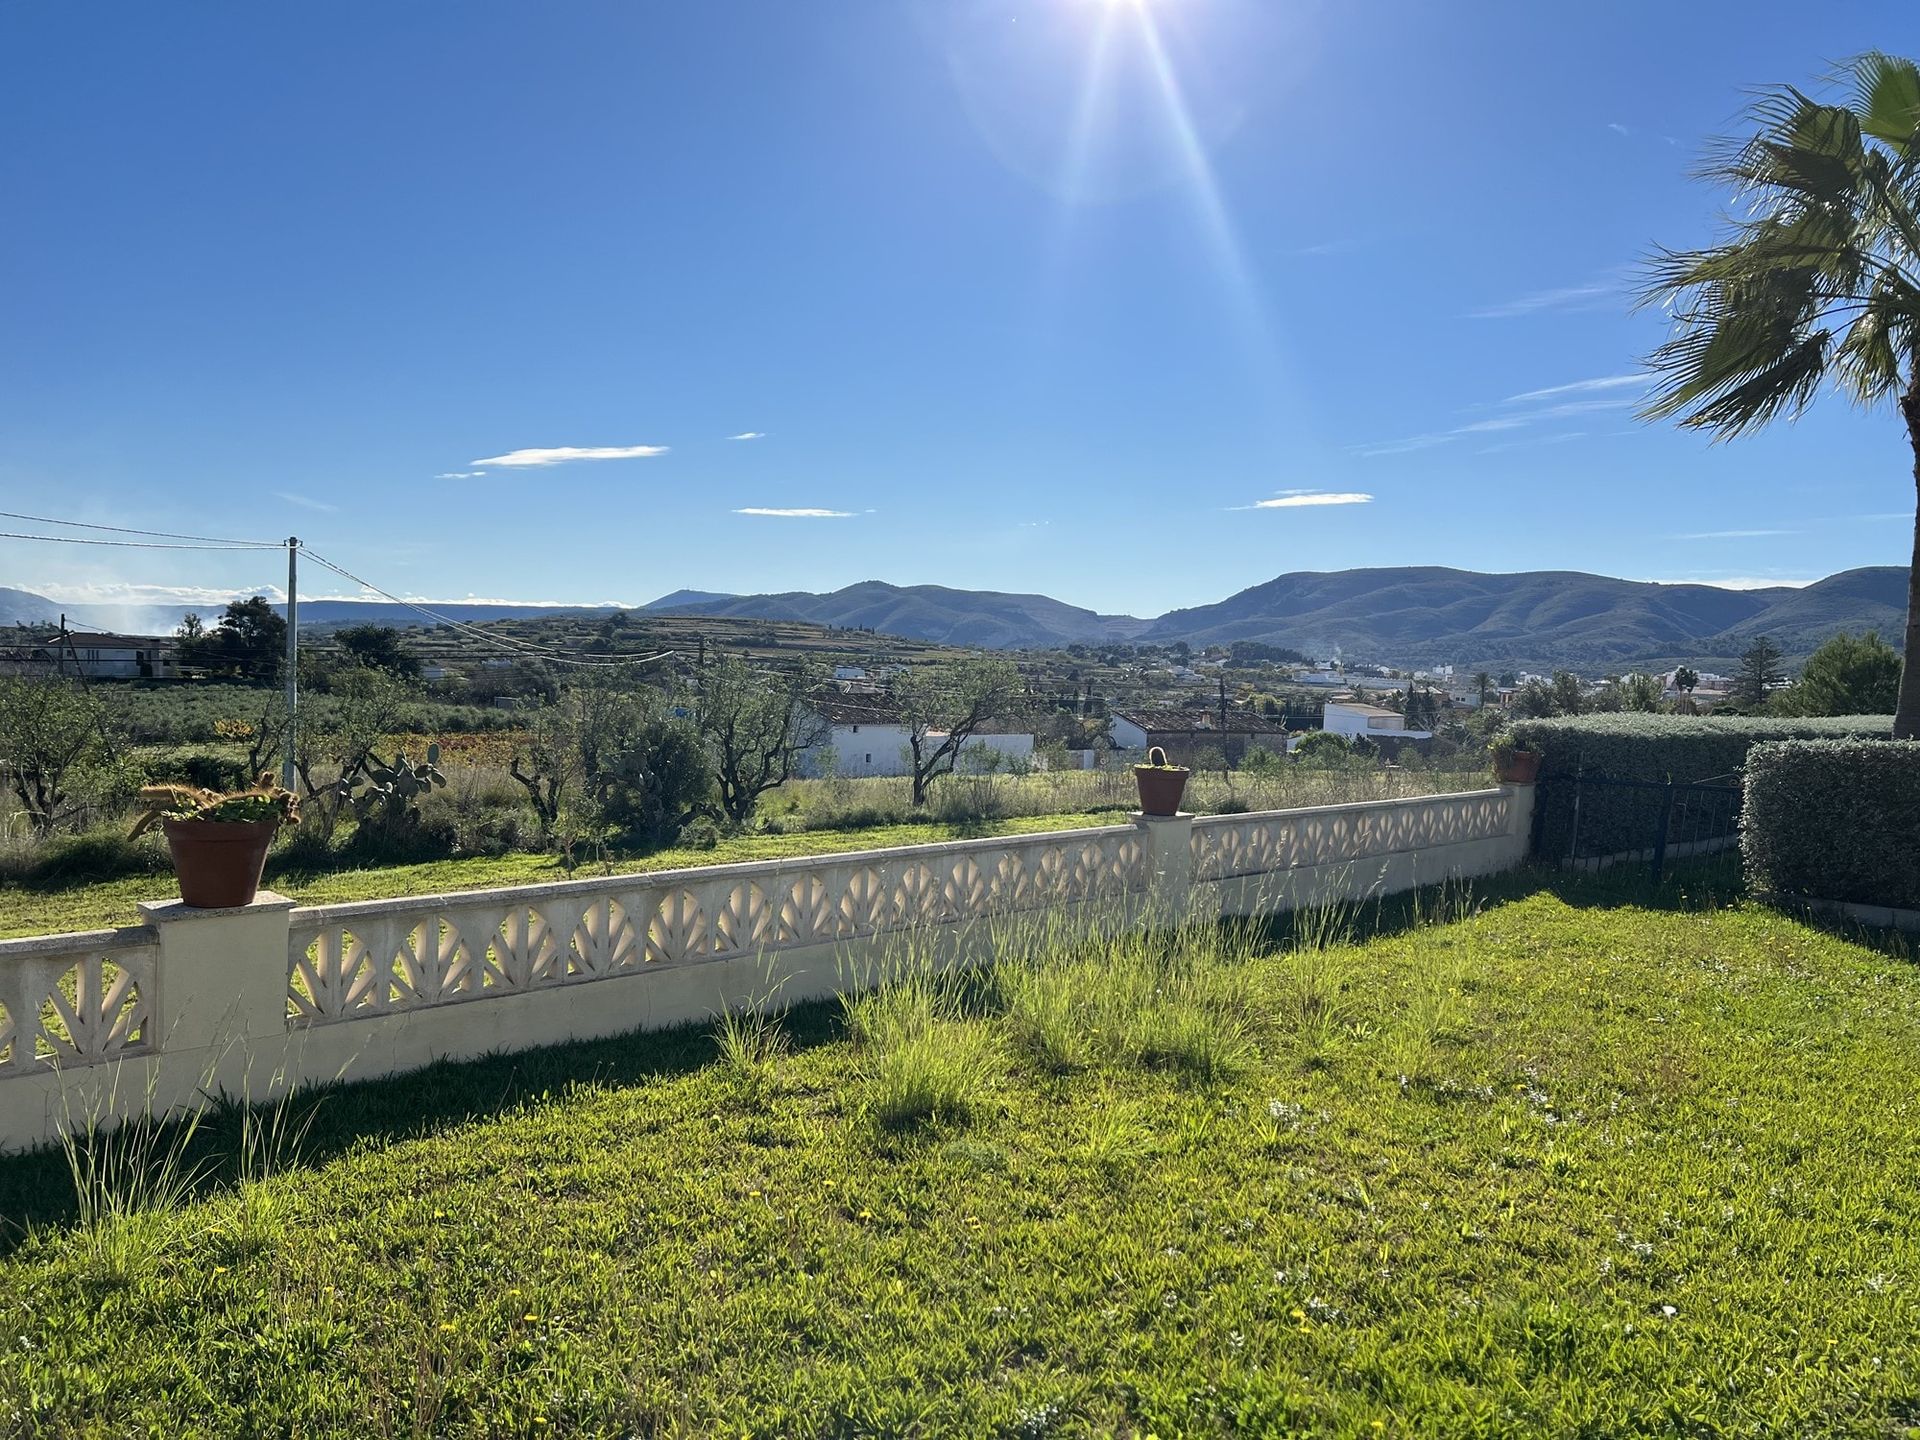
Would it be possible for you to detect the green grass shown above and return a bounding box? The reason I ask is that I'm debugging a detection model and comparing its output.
[3,872,1919,1436]
[0,811,1113,938]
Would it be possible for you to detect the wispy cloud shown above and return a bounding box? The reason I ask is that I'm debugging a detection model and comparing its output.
[436,470,486,480]
[470,445,669,468]
[1607,122,1630,137]
[1502,373,1648,404]
[1468,273,1627,320]
[274,491,338,513]
[1357,378,1644,458]
[32,581,287,606]
[1235,491,1374,510]
[1477,431,1590,455]
[1667,528,1798,540]
[727,431,766,441]
[733,507,857,518]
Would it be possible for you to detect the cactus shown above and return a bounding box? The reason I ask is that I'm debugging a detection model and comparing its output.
[340,743,446,825]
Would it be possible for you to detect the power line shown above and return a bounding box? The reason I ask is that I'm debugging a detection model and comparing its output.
[0,529,283,552]
[0,510,281,548]
[299,548,676,670]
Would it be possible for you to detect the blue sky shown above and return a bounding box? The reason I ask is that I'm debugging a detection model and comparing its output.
[1,0,1912,620]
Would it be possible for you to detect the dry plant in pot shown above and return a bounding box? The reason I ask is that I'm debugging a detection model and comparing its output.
[1491,734,1541,785]
[1132,745,1191,817]
[131,776,300,909]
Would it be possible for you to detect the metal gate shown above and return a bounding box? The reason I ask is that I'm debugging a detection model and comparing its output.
[1537,772,1744,883]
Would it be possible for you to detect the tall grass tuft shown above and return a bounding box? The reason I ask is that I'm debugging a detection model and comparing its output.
[845,966,998,1132]
[714,980,791,1109]
[55,1070,209,1289]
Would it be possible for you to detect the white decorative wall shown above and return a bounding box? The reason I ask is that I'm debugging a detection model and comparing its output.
[0,785,1531,1151]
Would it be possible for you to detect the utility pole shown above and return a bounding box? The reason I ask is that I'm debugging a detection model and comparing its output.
[283,537,299,790]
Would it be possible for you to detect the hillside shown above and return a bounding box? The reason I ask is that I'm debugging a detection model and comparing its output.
[645,580,1155,650]
[1145,566,1911,668]
[2,566,1906,669]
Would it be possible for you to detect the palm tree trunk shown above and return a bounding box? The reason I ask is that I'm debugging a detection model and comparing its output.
[1898,382,1920,741]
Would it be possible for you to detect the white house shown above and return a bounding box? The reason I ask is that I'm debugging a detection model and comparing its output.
[1320,700,1432,742]
[798,696,1034,779]
[0,633,175,680]
[833,665,868,681]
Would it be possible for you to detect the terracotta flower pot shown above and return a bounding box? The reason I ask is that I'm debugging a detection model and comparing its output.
[1493,750,1541,785]
[1133,765,1191,817]
[161,817,280,909]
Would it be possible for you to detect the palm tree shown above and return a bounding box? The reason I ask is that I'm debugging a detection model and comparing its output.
[1641,52,1920,738]
[1473,670,1493,708]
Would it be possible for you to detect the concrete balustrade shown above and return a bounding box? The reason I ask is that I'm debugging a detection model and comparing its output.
[0,784,1533,1152]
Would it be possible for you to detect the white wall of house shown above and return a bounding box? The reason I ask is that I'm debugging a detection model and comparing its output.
[800,724,1036,779]
[67,643,171,680]
[1322,701,1433,742]
[1107,715,1150,749]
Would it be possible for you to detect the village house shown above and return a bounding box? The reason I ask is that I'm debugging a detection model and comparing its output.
[0,631,175,680]
[1106,706,1293,766]
[798,694,1036,779]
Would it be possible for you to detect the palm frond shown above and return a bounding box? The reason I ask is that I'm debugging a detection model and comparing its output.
[1849,51,1920,155]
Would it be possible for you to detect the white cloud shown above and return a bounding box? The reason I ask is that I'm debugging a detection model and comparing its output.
[1607,122,1630,136]
[1468,276,1624,320]
[469,445,669,467]
[436,470,486,480]
[727,431,766,441]
[1241,491,1373,510]
[1503,374,1648,404]
[1357,384,1643,458]
[1668,528,1798,540]
[274,491,338,513]
[31,581,287,606]
[1639,576,1814,590]
[733,507,857,518]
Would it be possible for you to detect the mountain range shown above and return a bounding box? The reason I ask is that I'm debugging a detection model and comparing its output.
[640,567,1910,669]
[1,566,1907,671]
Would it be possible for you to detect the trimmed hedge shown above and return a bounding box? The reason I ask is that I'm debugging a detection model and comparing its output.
[1510,713,1894,861]
[1743,740,1920,909]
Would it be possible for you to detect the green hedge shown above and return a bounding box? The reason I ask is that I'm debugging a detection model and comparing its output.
[1743,740,1920,909]
[1510,714,1894,861]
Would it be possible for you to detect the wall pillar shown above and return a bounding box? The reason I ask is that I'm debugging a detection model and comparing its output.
[1131,812,1195,924]
[138,892,294,1099]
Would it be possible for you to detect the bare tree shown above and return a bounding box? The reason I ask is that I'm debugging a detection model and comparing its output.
[894,658,1021,807]
[0,670,113,835]
[691,656,828,825]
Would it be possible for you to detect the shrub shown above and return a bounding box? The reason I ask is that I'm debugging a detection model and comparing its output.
[1511,713,1893,860]
[677,816,722,851]
[140,746,251,793]
[1742,739,1920,909]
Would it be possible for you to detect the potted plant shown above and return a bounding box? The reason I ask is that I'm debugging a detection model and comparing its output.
[1132,746,1191,817]
[131,776,299,909]
[1491,734,1541,785]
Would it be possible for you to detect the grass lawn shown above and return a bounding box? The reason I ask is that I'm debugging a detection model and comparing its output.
[3,870,1918,1436]
[0,811,1114,938]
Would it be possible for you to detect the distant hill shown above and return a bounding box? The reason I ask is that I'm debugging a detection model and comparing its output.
[645,580,1156,650]
[642,589,737,611]
[0,566,1905,669]
[1143,566,1911,669]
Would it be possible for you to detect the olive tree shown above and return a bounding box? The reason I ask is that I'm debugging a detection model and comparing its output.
[689,656,828,825]
[0,671,114,835]
[893,657,1021,807]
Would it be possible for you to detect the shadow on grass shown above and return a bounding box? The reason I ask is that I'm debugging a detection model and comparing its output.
[0,852,1754,1251]
[0,991,852,1252]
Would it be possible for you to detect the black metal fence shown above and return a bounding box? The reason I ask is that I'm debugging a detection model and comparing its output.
[1536,772,1744,883]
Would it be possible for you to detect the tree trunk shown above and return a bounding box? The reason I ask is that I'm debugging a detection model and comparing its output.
[1899,383,1920,741]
